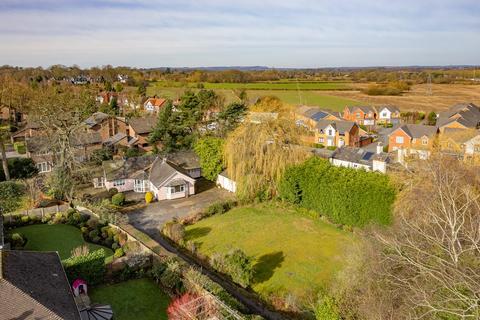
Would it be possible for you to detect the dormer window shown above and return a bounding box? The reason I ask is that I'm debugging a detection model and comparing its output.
[422,138,429,145]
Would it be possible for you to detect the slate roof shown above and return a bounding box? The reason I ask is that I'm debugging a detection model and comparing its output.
[128,117,156,135]
[102,155,156,181]
[26,131,102,154]
[84,112,110,128]
[441,128,480,144]
[297,106,336,121]
[149,158,191,187]
[436,103,480,129]
[345,106,376,114]
[393,124,438,139]
[0,250,81,320]
[331,146,391,166]
[316,119,357,134]
[166,150,200,169]
[103,132,128,146]
[378,105,401,113]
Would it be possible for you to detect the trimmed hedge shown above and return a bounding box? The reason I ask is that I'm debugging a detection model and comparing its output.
[278,157,395,227]
[63,249,106,285]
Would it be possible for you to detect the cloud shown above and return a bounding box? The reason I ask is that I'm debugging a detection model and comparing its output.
[0,0,479,67]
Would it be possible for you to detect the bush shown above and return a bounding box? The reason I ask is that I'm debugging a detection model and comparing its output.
[326,146,337,151]
[0,181,25,214]
[203,200,236,217]
[159,259,184,293]
[108,188,118,197]
[314,143,325,149]
[145,191,154,204]
[163,221,185,243]
[278,157,395,227]
[111,192,126,206]
[10,232,25,248]
[211,249,253,288]
[114,248,125,258]
[63,249,106,285]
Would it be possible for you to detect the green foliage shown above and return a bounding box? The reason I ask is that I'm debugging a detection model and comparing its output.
[278,157,395,227]
[163,221,185,243]
[211,249,253,288]
[114,248,125,258]
[125,147,143,158]
[383,144,389,152]
[217,102,247,133]
[63,249,106,285]
[111,192,126,206]
[0,181,25,213]
[427,111,437,125]
[9,232,25,248]
[363,81,410,96]
[91,147,113,165]
[326,146,337,151]
[0,158,38,181]
[13,142,26,154]
[313,295,341,320]
[46,167,74,201]
[158,259,184,293]
[194,137,224,181]
[203,200,236,218]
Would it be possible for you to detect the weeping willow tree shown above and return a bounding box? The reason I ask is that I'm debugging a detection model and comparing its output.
[224,118,310,200]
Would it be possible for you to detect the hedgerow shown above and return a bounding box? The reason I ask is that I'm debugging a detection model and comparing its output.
[278,157,395,227]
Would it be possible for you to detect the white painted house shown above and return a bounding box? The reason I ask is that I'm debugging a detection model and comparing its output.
[377,106,401,124]
[329,144,391,173]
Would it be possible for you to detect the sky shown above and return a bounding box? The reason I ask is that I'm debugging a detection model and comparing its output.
[0,0,479,68]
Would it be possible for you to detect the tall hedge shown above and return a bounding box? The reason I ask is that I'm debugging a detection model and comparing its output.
[278,157,395,227]
[63,249,106,285]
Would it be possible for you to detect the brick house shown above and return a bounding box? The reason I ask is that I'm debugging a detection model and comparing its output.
[343,106,377,126]
[0,106,26,125]
[84,112,128,142]
[294,105,341,130]
[144,97,167,113]
[315,119,360,147]
[388,124,438,159]
[436,103,480,133]
[126,117,157,151]
[11,121,43,142]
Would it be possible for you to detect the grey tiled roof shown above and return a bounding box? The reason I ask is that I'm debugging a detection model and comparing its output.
[84,112,110,128]
[0,250,81,320]
[393,124,438,139]
[103,155,156,180]
[315,119,357,134]
[437,103,480,129]
[128,117,156,134]
[149,158,184,187]
[166,150,200,169]
[331,146,391,166]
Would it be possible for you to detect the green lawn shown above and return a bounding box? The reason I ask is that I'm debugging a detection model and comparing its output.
[90,278,170,320]
[11,224,114,262]
[147,85,361,111]
[185,203,358,301]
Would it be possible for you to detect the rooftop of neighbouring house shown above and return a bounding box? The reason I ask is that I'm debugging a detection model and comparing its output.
[0,250,81,320]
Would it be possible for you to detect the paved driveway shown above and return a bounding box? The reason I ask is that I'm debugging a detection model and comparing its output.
[126,186,234,235]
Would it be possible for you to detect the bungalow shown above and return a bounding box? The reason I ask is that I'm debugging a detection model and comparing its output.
[388,124,438,159]
[166,150,202,179]
[343,106,377,126]
[144,97,167,113]
[127,117,157,151]
[0,250,81,319]
[329,144,391,173]
[315,119,360,147]
[436,103,480,133]
[100,155,197,200]
[377,106,401,125]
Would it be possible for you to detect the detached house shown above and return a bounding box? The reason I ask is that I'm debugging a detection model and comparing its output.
[388,124,438,159]
[99,155,196,201]
[294,105,341,129]
[144,97,167,113]
[127,117,157,151]
[11,121,43,142]
[315,119,360,147]
[377,106,401,124]
[84,112,128,142]
[436,103,480,133]
[343,106,377,126]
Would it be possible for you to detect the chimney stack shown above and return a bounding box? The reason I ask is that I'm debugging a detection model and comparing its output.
[376,142,383,154]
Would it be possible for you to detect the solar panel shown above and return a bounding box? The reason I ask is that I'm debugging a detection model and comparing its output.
[362,152,374,160]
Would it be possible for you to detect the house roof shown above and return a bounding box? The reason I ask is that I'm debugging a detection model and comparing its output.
[331,146,391,166]
[437,103,480,129]
[26,131,102,154]
[103,132,128,146]
[149,158,191,187]
[0,250,81,320]
[144,98,166,107]
[102,155,156,181]
[84,112,110,128]
[393,124,437,139]
[315,119,357,134]
[378,105,400,113]
[346,106,376,114]
[166,150,200,170]
[11,121,42,138]
[128,117,156,134]
[297,106,336,121]
[441,128,480,144]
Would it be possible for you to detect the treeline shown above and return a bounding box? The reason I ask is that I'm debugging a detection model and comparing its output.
[278,157,395,227]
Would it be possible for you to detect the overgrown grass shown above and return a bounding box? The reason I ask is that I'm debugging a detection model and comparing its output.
[150,80,351,90]
[11,224,114,262]
[184,203,358,302]
[90,278,170,320]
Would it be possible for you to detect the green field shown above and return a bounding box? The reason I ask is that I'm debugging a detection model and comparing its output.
[150,80,351,91]
[185,203,358,301]
[90,278,170,320]
[11,224,114,261]
[146,86,361,111]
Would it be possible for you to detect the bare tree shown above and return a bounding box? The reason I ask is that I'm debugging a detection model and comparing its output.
[358,156,480,319]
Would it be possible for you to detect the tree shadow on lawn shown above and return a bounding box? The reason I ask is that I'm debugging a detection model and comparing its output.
[253,251,285,284]
[185,227,212,240]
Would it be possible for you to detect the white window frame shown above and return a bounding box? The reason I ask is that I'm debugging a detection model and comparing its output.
[395,136,404,144]
[36,162,51,173]
[319,137,324,143]
[422,138,429,145]
[113,179,125,187]
[170,185,185,194]
[134,179,148,193]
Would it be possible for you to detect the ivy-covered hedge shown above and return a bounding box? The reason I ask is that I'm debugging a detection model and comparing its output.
[63,249,106,285]
[278,157,395,227]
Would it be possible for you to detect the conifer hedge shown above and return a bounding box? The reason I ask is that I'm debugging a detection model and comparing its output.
[278,157,395,227]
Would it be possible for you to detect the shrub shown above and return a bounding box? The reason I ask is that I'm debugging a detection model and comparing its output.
[163,221,185,243]
[20,216,30,224]
[314,143,325,149]
[313,295,340,320]
[278,157,395,227]
[111,243,119,250]
[111,192,126,206]
[326,146,337,151]
[13,142,26,154]
[203,200,236,218]
[10,233,25,248]
[107,188,118,197]
[145,191,154,204]
[0,181,25,214]
[118,232,128,246]
[114,248,125,258]
[123,241,141,254]
[53,212,65,224]
[63,249,106,285]
[71,245,90,258]
[159,259,184,292]
[211,249,253,288]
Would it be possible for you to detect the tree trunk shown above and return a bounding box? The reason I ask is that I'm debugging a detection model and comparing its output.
[0,136,10,180]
